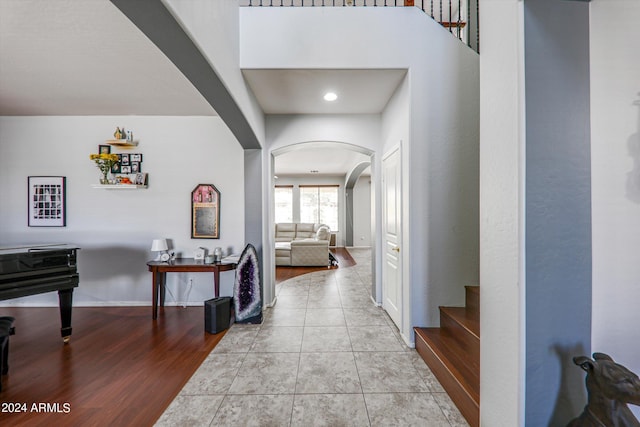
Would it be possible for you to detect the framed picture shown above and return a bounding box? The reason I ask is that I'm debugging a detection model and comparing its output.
[111,162,121,174]
[130,153,142,162]
[121,165,131,174]
[28,176,66,227]
[120,154,130,165]
[131,162,141,173]
[98,144,111,154]
[134,173,147,185]
[191,184,220,239]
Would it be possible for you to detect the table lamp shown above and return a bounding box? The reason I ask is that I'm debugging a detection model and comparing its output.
[151,238,169,261]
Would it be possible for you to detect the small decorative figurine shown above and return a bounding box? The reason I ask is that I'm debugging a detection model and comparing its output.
[567,353,640,427]
[114,127,123,140]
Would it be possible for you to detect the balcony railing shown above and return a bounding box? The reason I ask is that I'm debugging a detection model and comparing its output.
[240,0,479,53]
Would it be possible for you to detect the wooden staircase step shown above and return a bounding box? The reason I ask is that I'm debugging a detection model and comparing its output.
[465,285,479,316]
[440,306,479,338]
[415,327,479,427]
[439,307,480,362]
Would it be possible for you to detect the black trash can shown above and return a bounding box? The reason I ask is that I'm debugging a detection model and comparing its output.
[204,297,232,334]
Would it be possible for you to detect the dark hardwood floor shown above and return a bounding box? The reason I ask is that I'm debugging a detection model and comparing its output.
[275,247,356,284]
[0,306,224,427]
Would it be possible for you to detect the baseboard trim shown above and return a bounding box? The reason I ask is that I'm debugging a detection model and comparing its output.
[0,301,205,307]
[265,296,277,308]
[401,332,415,349]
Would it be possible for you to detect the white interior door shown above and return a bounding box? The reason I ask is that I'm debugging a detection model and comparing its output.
[382,146,402,328]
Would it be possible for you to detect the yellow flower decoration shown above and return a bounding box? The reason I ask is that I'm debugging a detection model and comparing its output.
[90,153,120,182]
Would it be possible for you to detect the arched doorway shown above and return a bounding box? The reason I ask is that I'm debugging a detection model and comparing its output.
[265,141,379,307]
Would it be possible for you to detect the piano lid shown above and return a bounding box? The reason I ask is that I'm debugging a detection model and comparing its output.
[0,244,80,256]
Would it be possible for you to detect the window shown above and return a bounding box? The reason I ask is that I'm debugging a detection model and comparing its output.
[300,185,339,231]
[274,186,293,223]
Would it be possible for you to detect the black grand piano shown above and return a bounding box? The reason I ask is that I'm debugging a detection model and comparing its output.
[0,244,80,343]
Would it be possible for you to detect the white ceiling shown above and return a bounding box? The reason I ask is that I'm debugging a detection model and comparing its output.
[0,0,405,176]
[242,69,406,114]
[0,0,215,116]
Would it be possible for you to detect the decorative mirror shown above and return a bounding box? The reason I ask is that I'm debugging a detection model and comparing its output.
[191,184,220,239]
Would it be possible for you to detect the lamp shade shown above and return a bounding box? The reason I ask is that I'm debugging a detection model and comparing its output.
[151,239,168,252]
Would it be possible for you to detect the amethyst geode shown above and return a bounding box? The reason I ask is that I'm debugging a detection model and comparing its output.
[233,244,262,323]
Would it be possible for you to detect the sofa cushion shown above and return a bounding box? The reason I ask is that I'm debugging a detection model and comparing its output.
[275,242,292,266]
[290,239,326,247]
[275,242,291,251]
[295,223,316,239]
[315,226,330,241]
[275,223,296,241]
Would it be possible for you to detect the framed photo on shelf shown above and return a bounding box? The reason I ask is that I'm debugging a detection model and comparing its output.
[191,183,220,239]
[98,144,111,154]
[134,173,147,185]
[28,176,66,227]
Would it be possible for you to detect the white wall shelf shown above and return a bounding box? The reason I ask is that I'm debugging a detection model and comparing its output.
[106,139,139,147]
[91,184,147,190]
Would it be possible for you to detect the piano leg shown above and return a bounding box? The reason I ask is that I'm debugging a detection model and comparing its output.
[58,289,74,343]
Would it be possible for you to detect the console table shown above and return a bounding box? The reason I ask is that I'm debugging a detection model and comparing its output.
[146,259,237,319]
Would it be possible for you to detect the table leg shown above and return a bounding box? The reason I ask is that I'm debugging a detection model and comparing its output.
[152,270,166,320]
[159,272,166,307]
[152,270,158,319]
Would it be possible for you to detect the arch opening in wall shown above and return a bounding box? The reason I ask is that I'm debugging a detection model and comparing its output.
[267,140,379,303]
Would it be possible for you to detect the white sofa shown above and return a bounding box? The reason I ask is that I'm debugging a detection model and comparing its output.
[275,223,331,266]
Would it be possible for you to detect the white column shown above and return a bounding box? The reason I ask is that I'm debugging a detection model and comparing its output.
[479,1,526,425]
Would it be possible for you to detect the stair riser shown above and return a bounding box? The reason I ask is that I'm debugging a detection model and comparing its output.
[465,286,480,316]
[440,312,480,366]
[415,332,480,427]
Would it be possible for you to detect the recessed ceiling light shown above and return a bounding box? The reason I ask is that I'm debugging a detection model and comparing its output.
[323,92,338,102]
[310,170,319,173]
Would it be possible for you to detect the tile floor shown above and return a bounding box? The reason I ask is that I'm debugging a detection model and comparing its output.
[156,248,469,426]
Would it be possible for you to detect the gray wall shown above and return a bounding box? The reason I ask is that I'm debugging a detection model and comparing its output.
[245,149,264,302]
[524,1,592,425]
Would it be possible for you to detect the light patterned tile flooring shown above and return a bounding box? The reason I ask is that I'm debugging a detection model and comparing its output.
[155,248,469,427]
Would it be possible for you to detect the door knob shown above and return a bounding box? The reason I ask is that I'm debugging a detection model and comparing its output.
[392,247,400,252]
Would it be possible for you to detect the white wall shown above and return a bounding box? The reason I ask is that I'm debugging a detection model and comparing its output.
[0,116,245,306]
[352,175,372,247]
[590,0,640,419]
[479,1,525,425]
[243,7,480,345]
[163,0,265,144]
[266,114,381,154]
